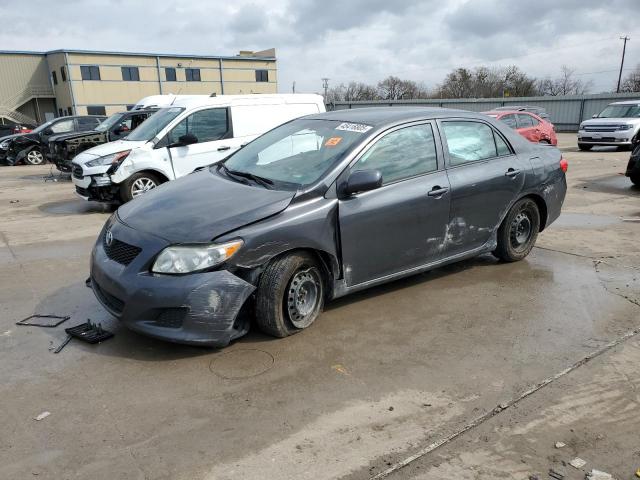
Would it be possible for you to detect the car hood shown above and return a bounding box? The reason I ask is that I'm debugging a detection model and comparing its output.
[73,139,147,162]
[582,117,640,126]
[117,168,296,243]
[0,133,24,143]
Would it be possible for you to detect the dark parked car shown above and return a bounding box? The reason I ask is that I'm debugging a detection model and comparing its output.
[1,115,105,166]
[89,107,567,347]
[494,105,551,122]
[50,109,156,173]
[626,144,640,186]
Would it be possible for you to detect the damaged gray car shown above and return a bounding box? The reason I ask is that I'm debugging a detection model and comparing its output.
[90,107,567,347]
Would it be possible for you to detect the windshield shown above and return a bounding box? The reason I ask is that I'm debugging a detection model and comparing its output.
[95,113,124,132]
[220,119,371,190]
[32,119,57,134]
[597,104,640,118]
[126,107,184,141]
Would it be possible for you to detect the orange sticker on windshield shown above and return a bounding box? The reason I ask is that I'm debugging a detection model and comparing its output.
[325,137,342,147]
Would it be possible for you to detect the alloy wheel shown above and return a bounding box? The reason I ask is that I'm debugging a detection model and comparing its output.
[26,150,44,165]
[131,177,157,197]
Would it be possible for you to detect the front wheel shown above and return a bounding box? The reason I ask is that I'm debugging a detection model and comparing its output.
[25,148,45,165]
[120,172,161,203]
[255,252,325,338]
[493,198,540,262]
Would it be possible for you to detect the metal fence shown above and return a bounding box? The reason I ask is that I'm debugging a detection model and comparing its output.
[329,92,640,132]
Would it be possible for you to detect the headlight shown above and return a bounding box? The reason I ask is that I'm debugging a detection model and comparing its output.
[578,123,585,130]
[618,124,633,130]
[85,150,130,168]
[0,140,9,150]
[152,240,243,274]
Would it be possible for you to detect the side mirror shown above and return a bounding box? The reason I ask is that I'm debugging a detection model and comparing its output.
[43,128,53,135]
[343,169,383,196]
[178,133,198,146]
[592,114,598,118]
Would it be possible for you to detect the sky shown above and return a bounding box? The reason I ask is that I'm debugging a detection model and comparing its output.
[0,0,638,95]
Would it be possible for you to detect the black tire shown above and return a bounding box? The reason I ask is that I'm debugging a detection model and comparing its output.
[578,143,592,151]
[493,198,540,262]
[25,148,45,165]
[539,139,551,144]
[120,171,161,203]
[631,173,640,186]
[255,252,325,338]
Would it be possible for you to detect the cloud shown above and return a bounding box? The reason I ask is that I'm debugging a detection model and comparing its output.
[0,0,637,94]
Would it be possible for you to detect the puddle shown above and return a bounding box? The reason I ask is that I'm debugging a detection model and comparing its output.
[552,213,622,229]
[209,349,274,379]
[39,199,113,215]
[575,174,640,196]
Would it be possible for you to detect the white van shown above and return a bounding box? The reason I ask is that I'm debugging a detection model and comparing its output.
[131,94,208,110]
[71,94,326,203]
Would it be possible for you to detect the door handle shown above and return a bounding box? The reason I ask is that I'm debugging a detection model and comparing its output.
[217,146,231,151]
[505,168,521,178]
[427,186,449,197]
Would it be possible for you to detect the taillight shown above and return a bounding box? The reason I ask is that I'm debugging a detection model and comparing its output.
[560,157,568,172]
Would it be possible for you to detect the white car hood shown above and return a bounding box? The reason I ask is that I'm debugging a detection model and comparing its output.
[582,117,640,126]
[72,139,147,165]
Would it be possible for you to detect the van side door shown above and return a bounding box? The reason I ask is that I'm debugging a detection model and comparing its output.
[165,108,239,178]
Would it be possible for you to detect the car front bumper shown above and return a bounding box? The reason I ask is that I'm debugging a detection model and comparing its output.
[578,129,634,146]
[90,218,255,347]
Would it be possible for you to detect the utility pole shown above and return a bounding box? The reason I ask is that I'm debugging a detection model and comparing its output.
[292,81,296,94]
[617,35,630,93]
[322,78,329,99]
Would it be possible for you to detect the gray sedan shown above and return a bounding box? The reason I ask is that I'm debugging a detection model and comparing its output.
[89,107,567,346]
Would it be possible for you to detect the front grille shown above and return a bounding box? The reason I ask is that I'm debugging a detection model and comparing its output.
[72,164,83,179]
[151,308,188,329]
[76,186,90,197]
[92,278,125,314]
[103,234,141,266]
[584,125,621,132]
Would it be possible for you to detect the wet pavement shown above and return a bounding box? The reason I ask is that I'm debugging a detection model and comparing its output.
[0,133,639,480]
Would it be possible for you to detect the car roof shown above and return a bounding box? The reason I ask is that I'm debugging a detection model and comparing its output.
[484,110,532,115]
[170,93,324,109]
[305,107,483,127]
[611,100,640,105]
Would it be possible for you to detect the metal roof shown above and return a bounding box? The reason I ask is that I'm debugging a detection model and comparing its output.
[0,49,275,61]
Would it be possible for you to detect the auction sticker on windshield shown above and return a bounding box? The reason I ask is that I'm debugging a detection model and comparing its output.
[336,122,373,133]
[324,137,342,147]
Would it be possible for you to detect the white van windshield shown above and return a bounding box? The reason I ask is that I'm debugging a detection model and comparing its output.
[95,113,125,132]
[598,104,640,118]
[126,107,184,141]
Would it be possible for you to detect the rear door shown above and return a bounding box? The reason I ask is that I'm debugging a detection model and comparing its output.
[338,122,451,286]
[516,113,540,142]
[439,119,526,255]
[166,107,241,178]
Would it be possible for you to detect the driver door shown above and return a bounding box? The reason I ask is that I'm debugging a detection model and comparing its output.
[166,108,240,178]
[338,122,451,286]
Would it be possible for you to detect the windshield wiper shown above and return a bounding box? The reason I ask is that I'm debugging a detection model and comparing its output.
[220,164,274,189]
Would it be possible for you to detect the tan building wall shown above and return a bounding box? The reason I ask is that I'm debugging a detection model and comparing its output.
[0,49,277,121]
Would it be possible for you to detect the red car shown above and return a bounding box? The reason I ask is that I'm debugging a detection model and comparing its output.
[484,110,557,146]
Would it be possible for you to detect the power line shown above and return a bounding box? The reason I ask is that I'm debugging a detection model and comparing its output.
[617,35,630,93]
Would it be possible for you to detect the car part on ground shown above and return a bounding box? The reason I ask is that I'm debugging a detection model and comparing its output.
[577,100,640,150]
[88,107,567,347]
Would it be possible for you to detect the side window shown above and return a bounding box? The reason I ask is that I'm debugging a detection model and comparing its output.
[130,114,148,129]
[77,117,99,131]
[494,133,512,156]
[50,119,75,133]
[354,124,438,185]
[517,114,534,128]
[442,121,497,166]
[500,114,517,129]
[529,116,540,126]
[167,108,229,145]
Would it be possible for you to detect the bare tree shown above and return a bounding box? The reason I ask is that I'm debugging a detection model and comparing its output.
[377,76,428,100]
[537,65,591,96]
[343,82,379,101]
[620,64,640,92]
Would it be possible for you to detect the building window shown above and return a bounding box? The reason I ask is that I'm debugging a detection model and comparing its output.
[185,68,201,82]
[255,69,269,82]
[121,66,140,81]
[87,106,106,116]
[80,65,101,81]
[52,71,58,85]
[58,108,63,117]
[165,67,177,82]
[60,66,67,82]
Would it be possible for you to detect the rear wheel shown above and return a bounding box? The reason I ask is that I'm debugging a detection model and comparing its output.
[255,252,325,338]
[578,143,592,151]
[493,198,540,262]
[539,139,551,144]
[25,148,45,165]
[120,172,161,203]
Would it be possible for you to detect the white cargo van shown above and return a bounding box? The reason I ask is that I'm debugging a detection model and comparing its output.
[131,94,208,110]
[71,94,325,203]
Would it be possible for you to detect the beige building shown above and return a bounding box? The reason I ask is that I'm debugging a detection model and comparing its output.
[0,48,277,125]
